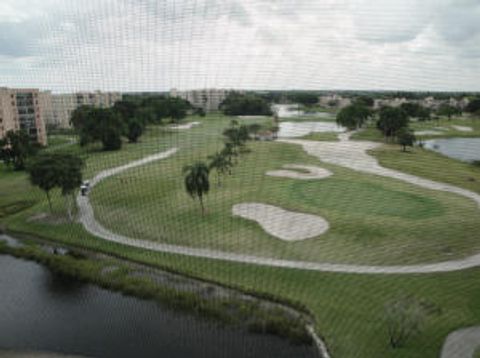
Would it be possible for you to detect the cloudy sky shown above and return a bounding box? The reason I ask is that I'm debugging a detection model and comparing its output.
[1,0,479,92]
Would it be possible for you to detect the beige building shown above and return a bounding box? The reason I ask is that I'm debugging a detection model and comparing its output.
[0,87,47,145]
[319,94,352,109]
[170,88,230,112]
[41,90,122,129]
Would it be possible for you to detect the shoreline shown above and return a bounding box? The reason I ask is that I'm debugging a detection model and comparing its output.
[0,231,329,358]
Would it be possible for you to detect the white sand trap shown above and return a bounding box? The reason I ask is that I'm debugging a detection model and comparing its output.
[266,164,332,180]
[232,203,329,241]
[415,130,444,136]
[169,121,200,130]
[451,125,473,132]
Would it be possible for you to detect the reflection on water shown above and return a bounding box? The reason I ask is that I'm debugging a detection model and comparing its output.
[0,254,317,358]
[423,138,480,162]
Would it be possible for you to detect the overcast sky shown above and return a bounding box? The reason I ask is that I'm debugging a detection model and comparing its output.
[1,0,479,92]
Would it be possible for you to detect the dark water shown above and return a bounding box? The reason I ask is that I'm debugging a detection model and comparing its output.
[423,137,480,162]
[0,255,317,358]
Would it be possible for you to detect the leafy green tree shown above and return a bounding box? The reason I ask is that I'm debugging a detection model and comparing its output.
[354,96,374,108]
[376,107,409,139]
[97,109,124,150]
[417,107,431,121]
[220,92,272,116]
[113,100,138,121]
[71,107,124,150]
[27,154,59,212]
[0,130,39,171]
[400,102,423,118]
[27,153,84,218]
[183,162,210,215]
[437,104,460,120]
[466,98,480,114]
[288,92,319,106]
[56,153,84,220]
[125,117,145,143]
[336,104,371,130]
[397,127,416,152]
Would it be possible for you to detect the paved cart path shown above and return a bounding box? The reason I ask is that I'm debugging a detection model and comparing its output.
[440,326,480,358]
[77,137,480,274]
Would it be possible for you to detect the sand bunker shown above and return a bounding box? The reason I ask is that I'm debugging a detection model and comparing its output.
[169,121,200,130]
[266,164,332,180]
[232,203,329,241]
[451,125,473,132]
[415,130,443,136]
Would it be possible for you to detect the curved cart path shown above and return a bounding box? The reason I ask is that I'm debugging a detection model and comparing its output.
[78,140,480,274]
[440,326,480,358]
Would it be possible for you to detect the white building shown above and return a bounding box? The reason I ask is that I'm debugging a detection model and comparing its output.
[41,91,122,129]
[170,88,231,112]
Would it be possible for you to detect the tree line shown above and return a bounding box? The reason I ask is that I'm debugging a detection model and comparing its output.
[71,96,191,151]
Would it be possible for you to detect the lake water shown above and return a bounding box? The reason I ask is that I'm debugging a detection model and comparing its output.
[0,254,317,358]
[423,138,480,163]
[272,104,333,119]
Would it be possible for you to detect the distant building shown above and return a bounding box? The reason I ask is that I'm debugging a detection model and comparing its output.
[41,90,122,129]
[170,88,230,112]
[373,97,408,109]
[318,94,351,109]
[0,87,47,145]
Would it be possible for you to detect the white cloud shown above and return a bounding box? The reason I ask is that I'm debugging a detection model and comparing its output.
[0,0,478,91]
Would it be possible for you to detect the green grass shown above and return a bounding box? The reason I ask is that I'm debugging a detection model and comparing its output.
[351,116,480,142]
[299,132,339,141]
[3,113,480,357]
[370,144,480,194]
[46,135,75,147]
[88,123,480,265]
[4,223,480,358]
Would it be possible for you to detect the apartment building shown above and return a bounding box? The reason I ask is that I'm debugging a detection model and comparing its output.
[0,87,47,145]
[170,88,230,112]
[41,90,123,129]
[318,94,352,109]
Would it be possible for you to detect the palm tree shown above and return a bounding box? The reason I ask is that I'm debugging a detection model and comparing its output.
[183,162,210,215]
[208,152,232,186]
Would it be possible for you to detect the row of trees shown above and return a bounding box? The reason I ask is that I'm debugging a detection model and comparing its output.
[183,120,254,214]
[71,96,191,151]
[220,93,272,116]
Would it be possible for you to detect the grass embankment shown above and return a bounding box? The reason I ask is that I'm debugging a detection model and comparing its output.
[3,226,480,358]
[2,113,480,357]
[0,238,312,345]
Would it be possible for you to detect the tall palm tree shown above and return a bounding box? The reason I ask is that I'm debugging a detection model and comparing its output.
[208,152,232,186]
[183,162,210,215]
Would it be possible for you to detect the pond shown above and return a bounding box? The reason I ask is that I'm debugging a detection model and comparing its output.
[0,253,317,358]
[422,137,480,163]
[272,104,333,119]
